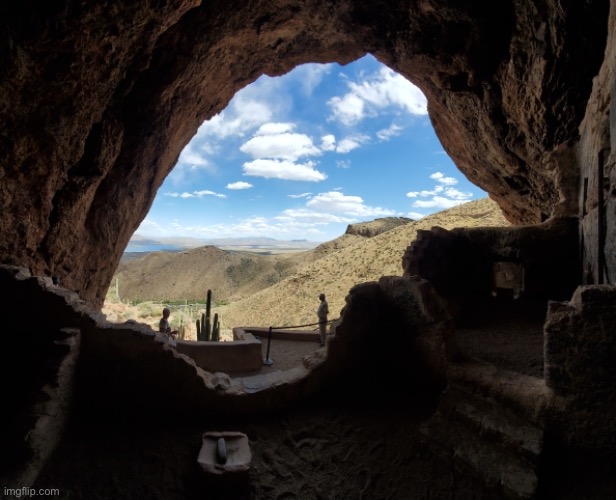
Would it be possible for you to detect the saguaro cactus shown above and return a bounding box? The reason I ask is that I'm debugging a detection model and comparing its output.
[196,289,219,341]
[205,289,212,341]
[212,313,220,341]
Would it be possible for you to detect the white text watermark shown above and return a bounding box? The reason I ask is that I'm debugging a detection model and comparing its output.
[3,486,60,498]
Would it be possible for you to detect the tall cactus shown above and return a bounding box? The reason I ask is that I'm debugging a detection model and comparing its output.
[212,313,220,341]
[196,289,218,341]
[205,289,212,340]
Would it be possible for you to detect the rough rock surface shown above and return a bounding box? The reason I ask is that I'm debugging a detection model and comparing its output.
[345,217,413,237]
[0,0,610,306]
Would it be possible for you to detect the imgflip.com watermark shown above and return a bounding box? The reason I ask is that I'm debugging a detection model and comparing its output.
[3,486,60,498]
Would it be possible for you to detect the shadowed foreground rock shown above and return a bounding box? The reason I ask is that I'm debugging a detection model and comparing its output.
[2,1,616,498]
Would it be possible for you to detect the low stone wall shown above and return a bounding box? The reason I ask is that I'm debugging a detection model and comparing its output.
[234,326,320,342]
[175,335,263,374]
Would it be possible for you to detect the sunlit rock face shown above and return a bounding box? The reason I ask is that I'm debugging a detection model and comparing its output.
[0,1,609,305]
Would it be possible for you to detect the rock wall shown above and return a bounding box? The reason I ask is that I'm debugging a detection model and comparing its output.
[578,0,616,285]
[0,0,610,306]
[402,217,580,314]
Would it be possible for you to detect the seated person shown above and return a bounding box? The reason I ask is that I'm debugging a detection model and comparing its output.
[159,307,178,339]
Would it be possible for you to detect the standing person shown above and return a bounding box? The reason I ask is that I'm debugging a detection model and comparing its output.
[317,293,329,347]
[159,307,177,339]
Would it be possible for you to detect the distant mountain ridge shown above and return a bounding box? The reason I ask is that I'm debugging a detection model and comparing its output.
[125,235,318,253]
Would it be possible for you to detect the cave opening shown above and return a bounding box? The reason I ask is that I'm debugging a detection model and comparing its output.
[110,54,555,379]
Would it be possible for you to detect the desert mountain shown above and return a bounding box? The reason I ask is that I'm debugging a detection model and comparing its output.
[211,198,508,330]
[114,244,317,303]
[113,198,508,329]
[115,219,412,304]
[345,217,413,237]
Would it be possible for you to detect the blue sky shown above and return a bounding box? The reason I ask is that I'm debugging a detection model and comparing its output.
[133,54,486,243]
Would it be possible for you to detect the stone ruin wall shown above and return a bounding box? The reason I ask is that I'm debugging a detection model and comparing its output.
[578,0,616,286]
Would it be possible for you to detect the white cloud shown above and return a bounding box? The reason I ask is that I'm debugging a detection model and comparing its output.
[328,67,427,125]
[134,218,165,235]
[288,192,313,199]
[406,185,444,198]
[443,187,473,200]
[306,191,396,217]
[320,134,336,151]
[227,181,253,190]
[243,159,327,181]
[406,211,426,220]
[328,92,365,126]
[164,190,226,199]
[165,216,330,239]
[377,123,403,141]
[413,196,468,209]
[177,144,210,168]
[255,122,295,136]
[430,171,458,185]
[292,63,333,96]
[197,99,274,140]
[336,160,351,169]
[336,134,370,153]
[193,73,294,141]
[406,172,473,210]
[240,132,321,161]
[276,209,356,224]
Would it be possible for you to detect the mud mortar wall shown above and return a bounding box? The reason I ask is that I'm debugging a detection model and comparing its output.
[402,218,580,312]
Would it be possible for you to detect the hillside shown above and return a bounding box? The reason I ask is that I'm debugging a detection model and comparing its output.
[113,244,325,303]
[345,217,413,237]
[211,197,509,330]
[110,198,509,332]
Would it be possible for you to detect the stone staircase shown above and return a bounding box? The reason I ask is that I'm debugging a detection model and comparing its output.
[419,369,545,499]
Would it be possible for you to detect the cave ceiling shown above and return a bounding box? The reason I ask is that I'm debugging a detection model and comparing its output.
[0,0,608,306]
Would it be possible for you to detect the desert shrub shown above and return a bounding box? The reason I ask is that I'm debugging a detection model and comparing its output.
[137,301,161,318]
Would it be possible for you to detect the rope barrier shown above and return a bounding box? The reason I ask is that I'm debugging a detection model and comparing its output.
[262,317,339,366]
[268,318,339,331]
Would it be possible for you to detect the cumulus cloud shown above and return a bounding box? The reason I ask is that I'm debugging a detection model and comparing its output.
[320,134,336,151]
[226,181,253,190]
[406,172,473,209]
[255,122,295,136]
[164,190,227,199]
[406,211,426,220]
[328,92,365,126]
[194,75,293,140]
[197,99,274,140]
[430,171,458,185]
[412,196,468,209]
[276,209,356,224]
[306,191,396,217]
[243,159,327,181]
[240,131,321,161]
[377,123,403,141]
[336,134,370,153]
[328,67,427,125]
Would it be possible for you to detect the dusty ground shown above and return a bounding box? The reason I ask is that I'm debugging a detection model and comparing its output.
[33,297,616,499]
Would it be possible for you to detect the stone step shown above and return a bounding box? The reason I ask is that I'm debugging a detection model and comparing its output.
[438,385,543,465]
[447,358,553,423]
[419,412,538,500]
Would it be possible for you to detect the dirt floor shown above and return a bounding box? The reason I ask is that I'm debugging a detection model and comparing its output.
[32,297,616,500]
